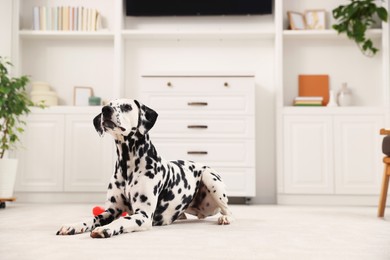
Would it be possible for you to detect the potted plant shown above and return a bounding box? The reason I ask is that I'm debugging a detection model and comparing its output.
[332,0,388,57]
[0,57,37,200]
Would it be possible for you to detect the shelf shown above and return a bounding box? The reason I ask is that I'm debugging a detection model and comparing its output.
[282,106,386,115]
[19,30,114,40]
[30,106,103,114]
[122,29,275,40]
[283,29,382,39]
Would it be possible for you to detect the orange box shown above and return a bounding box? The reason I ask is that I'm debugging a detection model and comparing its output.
[298,75,329,106]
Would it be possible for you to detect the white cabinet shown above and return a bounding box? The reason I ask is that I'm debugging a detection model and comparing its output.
[282,111,384,199]
[15,114,64,192]
[283,115,334,194]
[64,115,114,192]
[15,108,114,193]
[334,116,384,194]
[140,75,256,198]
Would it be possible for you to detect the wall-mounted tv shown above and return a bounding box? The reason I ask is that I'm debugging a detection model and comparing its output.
[125,0,273,16]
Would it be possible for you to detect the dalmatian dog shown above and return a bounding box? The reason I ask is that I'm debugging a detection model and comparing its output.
[57,99,233,238]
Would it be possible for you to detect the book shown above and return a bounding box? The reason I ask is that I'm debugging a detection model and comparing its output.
[33,6,40,30]
[298,75,329,106]
[63,6,69,31]
[294,96,323,101]
[294,103,322,106]
[31,5,102,32]
[40,6,46,30]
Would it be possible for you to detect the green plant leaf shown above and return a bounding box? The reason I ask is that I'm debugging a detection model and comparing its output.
[377,7,388,21]
[332,0,388,57]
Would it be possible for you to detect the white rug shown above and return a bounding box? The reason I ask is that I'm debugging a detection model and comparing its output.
[0,204,389,260]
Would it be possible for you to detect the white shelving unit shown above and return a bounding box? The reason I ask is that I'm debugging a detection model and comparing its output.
[276,0,390,205]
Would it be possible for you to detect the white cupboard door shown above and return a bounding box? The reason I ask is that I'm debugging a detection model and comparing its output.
[334,115,384,194]
[283,116,334,194]
[15,114,65,192]
[64,115,114,192]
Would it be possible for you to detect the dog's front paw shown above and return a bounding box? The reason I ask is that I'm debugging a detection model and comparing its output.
[57,226,76,235]
[56,223,88,235]
[91,227,112,239]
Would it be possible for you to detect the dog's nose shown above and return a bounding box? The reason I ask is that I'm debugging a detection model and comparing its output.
[102,106,114,118]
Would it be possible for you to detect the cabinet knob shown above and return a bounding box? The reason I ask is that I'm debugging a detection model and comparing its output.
[224,82,229,87]
[167,82,172,87]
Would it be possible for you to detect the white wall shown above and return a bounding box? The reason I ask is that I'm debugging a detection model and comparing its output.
[0,0,12,58]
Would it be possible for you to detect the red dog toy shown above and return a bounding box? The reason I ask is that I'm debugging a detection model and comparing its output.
[92,206,127,217]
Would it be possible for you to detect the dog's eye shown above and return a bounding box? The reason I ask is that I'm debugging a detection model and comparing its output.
[121,104,132,112]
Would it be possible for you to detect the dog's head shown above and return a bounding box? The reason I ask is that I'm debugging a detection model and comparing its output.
[93,99,158,138]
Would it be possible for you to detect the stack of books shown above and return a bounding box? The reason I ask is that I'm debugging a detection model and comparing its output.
[32,6,103,31]
[293,96,323,106]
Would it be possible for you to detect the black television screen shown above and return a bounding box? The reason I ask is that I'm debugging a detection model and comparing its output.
[125,0,273,16]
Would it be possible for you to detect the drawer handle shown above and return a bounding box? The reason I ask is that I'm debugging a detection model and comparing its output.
[187,151,208,155]
[187,125,208,129]
[224,82,229,87]
[167,82,172,87]
[188,102,208,106]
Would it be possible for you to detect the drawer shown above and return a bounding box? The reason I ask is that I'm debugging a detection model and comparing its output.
[215,168,256,197]
[151,115,255,139]
[142,93,254,115]
[152,139,255,167]
[141,76,255,93]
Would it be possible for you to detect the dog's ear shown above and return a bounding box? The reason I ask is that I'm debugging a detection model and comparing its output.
[93,113,104,137]
[134,100,158,135]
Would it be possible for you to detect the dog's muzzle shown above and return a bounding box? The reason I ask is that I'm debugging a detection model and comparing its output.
[101,106,126,132]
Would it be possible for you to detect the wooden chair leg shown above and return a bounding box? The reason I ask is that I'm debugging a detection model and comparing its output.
[378,163,390,217]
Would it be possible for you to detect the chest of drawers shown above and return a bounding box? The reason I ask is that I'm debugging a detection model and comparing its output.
[140,75,256,198]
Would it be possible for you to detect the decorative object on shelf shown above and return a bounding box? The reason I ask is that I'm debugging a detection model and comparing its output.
[88,96,101,106]
[305,10,326,30]
[30,81,58,106]
[332,0,388,56]
[327,89,338,107]
[74,86,93,106]
[33,6,103,31]
[293,96,323,106]
[337,82,352,106]
[0,57,43,200]
[288,11,306,30]
[298,75,329,106]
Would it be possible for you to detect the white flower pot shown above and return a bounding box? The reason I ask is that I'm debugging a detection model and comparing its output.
[0,158,18,198]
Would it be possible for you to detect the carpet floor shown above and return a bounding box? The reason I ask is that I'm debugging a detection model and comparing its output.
[0,204,389,260]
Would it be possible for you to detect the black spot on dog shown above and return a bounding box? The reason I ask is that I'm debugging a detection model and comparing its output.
[164,190,175,201]
[120,104,132,113]
[210,172,222,182]
[145,171,155,179]
[133,192,139,203]
[120,144,130,180]
[171,211,181,223]
[135,219,142,226]
[154,203,169,220]
[110,196,116,203]
[182,194,193,205]
[140,195,148,203]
